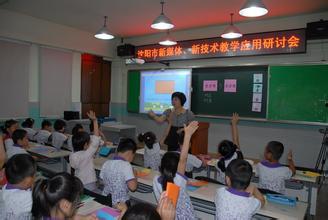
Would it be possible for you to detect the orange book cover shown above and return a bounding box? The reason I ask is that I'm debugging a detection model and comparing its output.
[166,182,180,207]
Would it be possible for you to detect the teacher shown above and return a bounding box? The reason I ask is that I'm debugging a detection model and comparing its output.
[148,92,195,151]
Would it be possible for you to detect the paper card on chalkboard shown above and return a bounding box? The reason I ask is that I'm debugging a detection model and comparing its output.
[252,93,262,102]
[203,80,218,92]
[253,74,263,83]
[253,84,263,93]
[252,102,262,112]
[224,79,237,93]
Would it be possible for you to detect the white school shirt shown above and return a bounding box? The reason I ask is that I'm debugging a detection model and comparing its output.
[100,156,136,205]
[34,130,51,144]
[67,135,73,151]
[4,138,14,149]
[22,128,37,141]
[144,143,161,171]
[6,144,28,159]
[215,187,260,220]
[214,152,238,184]
[175,151,203,172]
[256,160,293,194]
[0,184,33,219]
[153,173,196,220]
[69,135,101,185]
[51,131,68,150]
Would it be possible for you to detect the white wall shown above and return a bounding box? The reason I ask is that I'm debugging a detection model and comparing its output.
[110,11,328,168]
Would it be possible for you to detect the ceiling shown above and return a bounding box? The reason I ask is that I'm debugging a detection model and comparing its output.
[1,0,328,37]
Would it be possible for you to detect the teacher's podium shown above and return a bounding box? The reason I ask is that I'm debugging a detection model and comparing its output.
[191,122,210,155]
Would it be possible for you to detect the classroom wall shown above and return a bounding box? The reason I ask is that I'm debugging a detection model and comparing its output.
[0,9,119,126]
[110,11,328,169]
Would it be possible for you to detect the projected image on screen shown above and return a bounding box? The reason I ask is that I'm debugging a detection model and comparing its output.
[139,69,192,114]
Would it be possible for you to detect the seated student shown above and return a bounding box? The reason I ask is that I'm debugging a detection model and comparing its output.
[122,192,175,220]
[69,111,101,185]
[32,172,97,220]
[21,118,36,141]
[51,119,69,149]
[1,119,19,148]
[67,124,84,151]
[138,131,161,171]
[6,129,30,159]
[100,138,138,206]
[0,154,36,219]
[215,159,265,220]
[177,131,204,178]
[255,141,296,194]
[215,113,243,184]
[34,120,52,144]
[153,121,199,220]
[89,119,112,146]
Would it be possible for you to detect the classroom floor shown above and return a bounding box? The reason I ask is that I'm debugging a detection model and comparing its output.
[314,182,328,220]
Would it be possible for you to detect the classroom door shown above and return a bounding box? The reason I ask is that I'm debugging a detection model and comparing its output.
[81,54,111,118]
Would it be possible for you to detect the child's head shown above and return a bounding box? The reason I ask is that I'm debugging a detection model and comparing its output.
[12,129,29,148]
[216,140,241,172]
[72,131,90,152]
[21,118,35,128]
[32,172,83,219]
[122,203,161,220]
[5,154,36,189]
[138,132,156,149]
[225,159,252,190]
[41,120,52,132]
[2,119,18,135]
[159,152,180,190]
[71,124,84,136]
[117,138,137,162]
[171,92,186,108]
[264,141,284,162]
[54,119,66,133]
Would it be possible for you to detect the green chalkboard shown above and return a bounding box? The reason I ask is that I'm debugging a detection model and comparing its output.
[127,70,140,112]
[191,66,268,118]
[268,65,328,123]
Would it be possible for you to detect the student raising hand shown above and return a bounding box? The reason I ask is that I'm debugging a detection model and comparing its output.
[87,111,99,137]
[231,112,240,148]
[157,191,176,220]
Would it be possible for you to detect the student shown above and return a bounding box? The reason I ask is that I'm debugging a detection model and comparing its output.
[0,154,36,219]
[215,113,243,183]
[100,138,138,206]
[51,119,68,149]
[255,141,296,194]
[215,159,265,220]
[177,131,204,178]
[1,119,19,148]
[34,120,52,144]
[69,111,101,185]
[89,119,112,146]
[6,129,29,159]
[67,124,84,151]
[32,172,97,220]
[21,118,37,141]
[153,121,199,220]
[138,131,161,171]
[122,192,175,220]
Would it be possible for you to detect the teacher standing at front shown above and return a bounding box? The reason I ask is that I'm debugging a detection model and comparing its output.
[148,92,195,151]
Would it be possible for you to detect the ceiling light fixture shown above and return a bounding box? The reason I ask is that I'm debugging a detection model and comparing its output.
[239,0,268,17]
[151,0,174,30]
[94,16,114,40]
[159,31,177,46]
[221,13,243,39]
